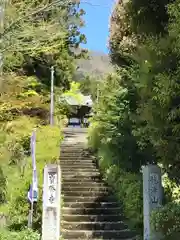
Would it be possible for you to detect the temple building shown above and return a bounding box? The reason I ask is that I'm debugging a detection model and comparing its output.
[59,93,93,127]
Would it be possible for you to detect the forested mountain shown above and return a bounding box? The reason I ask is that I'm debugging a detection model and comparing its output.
[76,51,113,77]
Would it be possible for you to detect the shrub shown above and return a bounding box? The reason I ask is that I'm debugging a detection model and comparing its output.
[0,167,6,204]
[96,149,143,231]
[25,76,43,93]
[88,73,143,233]
[151,202,180,240]
[150,174,180,240]
[0,228,40,240]
[17,90,39,99]
[0,117,38,166]
[162,173,180,203]
[0,117,62,231]
[0,75,48,122]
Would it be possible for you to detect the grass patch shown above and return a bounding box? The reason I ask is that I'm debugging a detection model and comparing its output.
[0,116,63,232]
[0,228,40,240]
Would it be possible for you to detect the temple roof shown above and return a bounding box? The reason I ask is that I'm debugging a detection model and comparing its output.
[60,93,93,107]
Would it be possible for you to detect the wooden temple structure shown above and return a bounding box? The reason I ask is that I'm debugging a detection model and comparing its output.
[60,93,93,127]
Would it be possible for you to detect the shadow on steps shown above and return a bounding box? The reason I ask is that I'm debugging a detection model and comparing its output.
[61,132,138,239]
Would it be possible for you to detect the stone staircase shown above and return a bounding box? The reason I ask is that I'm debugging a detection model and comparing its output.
[60,128,137,239]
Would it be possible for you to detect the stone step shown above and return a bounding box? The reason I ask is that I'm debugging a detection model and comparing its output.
[62,180,104,186]
[62,186,109,192]
[63,195,117,203]
[62,190,108,197]
[61,229,135,239]
[60,150,85,154]
[61,148,85,151]
[62,173,101,177]
[61,167,98,172]
[61,143,85,146]
[63,127,87,131]
[62,183,106,189]
[62,176,101,183]
[60,156,86,160]
[60,161,94,165]
[61,221,128,231]
[60,150,84,153]
[61,149,90,153]
[62,181,102,186]
[61,167,97,171]
[63,201,119,208]
[62,207,122,215]
[61,161,95,165]
[60,160,94,164]
[61,146,84,149]
[60,153,85,156]
[60,156,93,160]
[62,214,124,222]
[60,161,94,166]
[63,237,136,240]
[61,134,136,240]
[61,142,85,145]
[62,173,101,180]
[61,163,95,167]
[60,153,93,156]
[62,170,99,175]
[61,155,92,158]
[62,181,102,187]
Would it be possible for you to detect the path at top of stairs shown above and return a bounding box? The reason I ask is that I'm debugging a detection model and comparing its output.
[61,127,137,240]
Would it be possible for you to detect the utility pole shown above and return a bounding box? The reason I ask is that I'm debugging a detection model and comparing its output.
[50,66,54,125]
[0,0,5,76]
[96,83,99,103]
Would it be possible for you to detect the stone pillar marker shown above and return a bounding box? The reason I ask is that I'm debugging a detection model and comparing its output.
[42,164,61,240]
[143,165,163,240]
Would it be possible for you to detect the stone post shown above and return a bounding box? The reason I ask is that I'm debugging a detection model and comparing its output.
[143,165,163,240]
[42,164,61,240]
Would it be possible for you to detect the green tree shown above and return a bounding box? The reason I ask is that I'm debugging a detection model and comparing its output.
[89,0,180,235]
[133,0,180,182]
[109,0,173,66]
[78,75,101,100]
[2,0,86,88]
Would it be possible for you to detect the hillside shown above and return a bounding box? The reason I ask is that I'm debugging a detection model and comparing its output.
[76,51,114,78]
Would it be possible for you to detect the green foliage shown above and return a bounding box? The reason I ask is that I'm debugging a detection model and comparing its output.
[89,72,146,172]
[109,0,172,66]
[0,228,40,240]
[131,13,180,182]
[0,64,63,227]
[162,174,180,203]
[0,167,6,204]
[88,142,143,231]
[2,0,86,89]
[0,75,49,123]
[0,117,62,230]
[3,0,85,58]
[88,73,143,232]
[99,148,143,229]
[151,203,180,239]
[0,0,87,237]
[108,0,180,180]
[89,0,180,235]
[78,75,102,101]
[63,81,82,102]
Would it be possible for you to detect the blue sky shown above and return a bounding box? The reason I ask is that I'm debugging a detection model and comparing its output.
[80,0,114,54]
